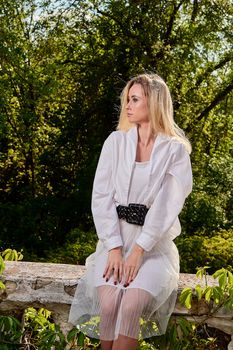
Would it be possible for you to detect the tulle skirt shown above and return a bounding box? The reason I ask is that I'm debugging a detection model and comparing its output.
[69,222,179,340]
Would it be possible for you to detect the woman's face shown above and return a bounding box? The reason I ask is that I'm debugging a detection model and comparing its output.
[126,83,149,125]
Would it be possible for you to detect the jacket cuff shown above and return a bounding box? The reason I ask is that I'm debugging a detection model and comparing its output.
[136,233,157,252]
[105,237,123,251]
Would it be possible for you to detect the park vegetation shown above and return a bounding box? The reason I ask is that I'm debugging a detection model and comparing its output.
[0,249,232,349]
[0,0,232,274]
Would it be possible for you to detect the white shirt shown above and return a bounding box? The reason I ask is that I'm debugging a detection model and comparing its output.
[91,126,192,252]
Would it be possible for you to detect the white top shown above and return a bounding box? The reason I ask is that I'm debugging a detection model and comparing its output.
[128,161,150,204]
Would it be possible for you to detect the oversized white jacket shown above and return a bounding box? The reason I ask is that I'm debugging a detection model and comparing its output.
[91,126,192,253]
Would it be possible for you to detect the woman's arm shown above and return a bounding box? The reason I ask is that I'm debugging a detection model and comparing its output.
[136,142,192,252]
[91,133,123,251]
[92,133,124,283]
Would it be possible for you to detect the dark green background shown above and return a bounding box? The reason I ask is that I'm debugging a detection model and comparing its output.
[0,0,232,273]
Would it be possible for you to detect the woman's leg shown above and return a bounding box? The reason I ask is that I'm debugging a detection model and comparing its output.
[101,340,113,350]
[112,288,153,350]
[112,334,138,350]
[97,286,121,350]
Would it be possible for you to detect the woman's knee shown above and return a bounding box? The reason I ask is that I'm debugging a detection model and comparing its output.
[121,289,151,320]
[121,299,141,320]
[100,299,117,318]
[98,287,120,319]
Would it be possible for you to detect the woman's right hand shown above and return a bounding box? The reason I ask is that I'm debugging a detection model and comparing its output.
[103,247,123,284]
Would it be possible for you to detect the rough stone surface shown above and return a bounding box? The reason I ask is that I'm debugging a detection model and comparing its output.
[1,261,232,343]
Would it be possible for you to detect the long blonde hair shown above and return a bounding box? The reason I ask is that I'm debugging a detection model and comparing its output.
[117,73,191,154]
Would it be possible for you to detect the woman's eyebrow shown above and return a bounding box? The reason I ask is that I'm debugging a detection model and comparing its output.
[129,94,141,99]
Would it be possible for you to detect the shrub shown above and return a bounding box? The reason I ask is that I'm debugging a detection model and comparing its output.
[176,229,233,274]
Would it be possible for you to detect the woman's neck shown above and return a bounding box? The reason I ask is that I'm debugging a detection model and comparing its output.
[137,124,156,147]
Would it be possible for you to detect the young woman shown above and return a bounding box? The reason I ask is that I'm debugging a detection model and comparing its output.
[69,73,192,350]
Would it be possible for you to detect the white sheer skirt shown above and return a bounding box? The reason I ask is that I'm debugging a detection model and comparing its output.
[69,225,179,340]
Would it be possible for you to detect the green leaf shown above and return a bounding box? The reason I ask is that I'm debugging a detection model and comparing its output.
[212,286,223,304]
[0,255,5,274]
[218,271,227,289]
[67,327,79,342]
[77,332,85,346]
[195,284,203,301]
[177,317,193,338]
[204,286,213,302]
[179,288,193,309]
[227,271,233,287]
[0,280,6,289]
[196,266,211,279]
[213,268,225,279]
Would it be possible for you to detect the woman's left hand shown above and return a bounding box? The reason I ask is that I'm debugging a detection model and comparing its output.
[124,244,144,287]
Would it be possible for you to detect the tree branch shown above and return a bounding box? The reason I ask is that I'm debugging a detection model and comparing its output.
[163,0,184,46]
[96,9,137,39]
[196,79,233,121]
[155,1,185,61]
[194,54,232,90]
[191,0,199,22]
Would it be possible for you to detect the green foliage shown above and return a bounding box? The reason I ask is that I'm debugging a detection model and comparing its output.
[180,266,233,315]
[1,249,23,262]
[0,248,24,291]
[0,306,101,350]
[0,255,5,276]
[44,228,97,265]
[0,316,22,349]
[139,317,226,350]
[0,0,232,271]
[177,229,233,273]
[22,307,67,350]
[176,266,233,349]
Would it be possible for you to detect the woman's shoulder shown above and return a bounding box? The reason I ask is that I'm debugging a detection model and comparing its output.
[159,133,190,155]
[104,128,132,145]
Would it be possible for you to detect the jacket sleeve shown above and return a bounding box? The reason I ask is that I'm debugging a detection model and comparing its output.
[91,134,123,251]
[136,143,192,252]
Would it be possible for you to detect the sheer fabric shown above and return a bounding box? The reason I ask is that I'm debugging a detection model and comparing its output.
[69,265,178,340]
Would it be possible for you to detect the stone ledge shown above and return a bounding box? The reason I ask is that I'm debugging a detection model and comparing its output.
[1,261,233,348]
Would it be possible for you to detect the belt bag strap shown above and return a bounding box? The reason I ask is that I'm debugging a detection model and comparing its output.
[116,203,149,226]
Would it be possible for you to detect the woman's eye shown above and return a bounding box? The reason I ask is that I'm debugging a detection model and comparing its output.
[132,98,138,102]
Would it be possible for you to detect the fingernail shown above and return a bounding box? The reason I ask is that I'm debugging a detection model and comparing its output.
[103,275,105,278]
[114,281,117,285]
[124,283,128,287]
[106,278,109,282]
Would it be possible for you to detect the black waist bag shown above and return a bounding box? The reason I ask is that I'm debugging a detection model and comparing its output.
[116,203,149,226]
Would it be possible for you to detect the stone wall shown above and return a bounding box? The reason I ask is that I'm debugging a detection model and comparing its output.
[1,261,233,349]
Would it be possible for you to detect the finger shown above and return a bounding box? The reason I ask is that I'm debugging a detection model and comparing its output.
[126,265,139,285]
[103,262,111,278]
[104,264,114,281]
[126,268,134,284]
[119,263,123,283]
[128,269,137,283]
[124,266,131,286]
[103,265,109,278]
[130,267,138,283]
[113,266,119,284]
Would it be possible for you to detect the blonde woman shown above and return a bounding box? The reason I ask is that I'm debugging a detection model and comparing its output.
[69,73,192,350]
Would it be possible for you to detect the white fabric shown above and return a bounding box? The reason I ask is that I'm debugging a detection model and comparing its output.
[69,126,192,340]
[128,161,150,203]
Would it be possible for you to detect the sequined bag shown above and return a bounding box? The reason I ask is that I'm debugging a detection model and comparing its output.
[116,203,149,226]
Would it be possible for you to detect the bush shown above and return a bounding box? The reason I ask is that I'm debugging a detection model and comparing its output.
[44,228,97,265]
[176,229,233,274]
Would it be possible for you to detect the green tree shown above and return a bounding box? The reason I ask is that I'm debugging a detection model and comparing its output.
[0,0,232,269]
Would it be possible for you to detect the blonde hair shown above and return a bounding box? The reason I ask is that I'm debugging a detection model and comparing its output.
[117,73,191,154]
